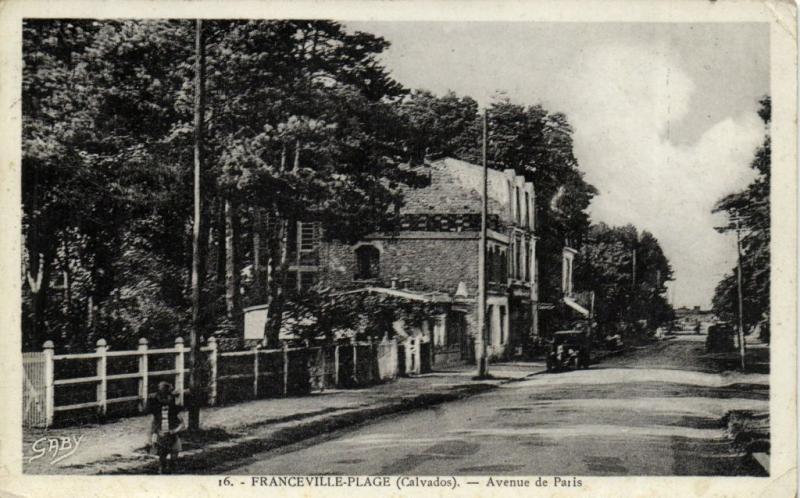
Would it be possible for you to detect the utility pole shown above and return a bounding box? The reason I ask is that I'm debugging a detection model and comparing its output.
[735,218,746,370]
[189,19,206,431]
[475,110,489,378]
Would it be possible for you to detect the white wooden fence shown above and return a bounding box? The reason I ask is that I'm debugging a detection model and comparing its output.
[24,336,399,428]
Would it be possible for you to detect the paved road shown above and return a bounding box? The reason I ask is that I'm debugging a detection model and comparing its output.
[215,336,768,476]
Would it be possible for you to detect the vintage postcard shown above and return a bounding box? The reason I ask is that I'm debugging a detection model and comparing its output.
[0,0,796,497]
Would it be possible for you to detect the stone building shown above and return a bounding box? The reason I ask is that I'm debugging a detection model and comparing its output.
[264,157,539,366]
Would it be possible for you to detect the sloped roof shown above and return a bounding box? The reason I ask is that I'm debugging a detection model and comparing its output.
[398,158,533,223]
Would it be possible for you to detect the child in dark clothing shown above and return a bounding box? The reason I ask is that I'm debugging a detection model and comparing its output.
[147,381,186,474]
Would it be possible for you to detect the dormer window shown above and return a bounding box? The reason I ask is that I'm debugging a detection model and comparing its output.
[355,245,380,280]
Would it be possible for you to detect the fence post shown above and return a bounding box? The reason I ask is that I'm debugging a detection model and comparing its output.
[392,337,399,379]
[95,338,108,418]
[405,337,413,375]
[252,345,259,398]
[334,343,340,387]
[42,341,55,427]
[367,336,374,383]
[415,337,422,375]
[138,338,149,413]
[351,336,358,385]
[207,336,218,406]
[174,337,185,405]
[282,342,289,396]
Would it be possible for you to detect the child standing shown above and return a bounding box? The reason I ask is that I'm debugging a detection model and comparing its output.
[148,381,186,474]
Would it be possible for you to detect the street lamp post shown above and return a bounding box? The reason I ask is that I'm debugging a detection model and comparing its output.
[475,110,489,378]
[716,217,747,371]
[734,218,746,371]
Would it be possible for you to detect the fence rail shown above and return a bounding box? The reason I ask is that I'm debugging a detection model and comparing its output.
[23,335,400,428]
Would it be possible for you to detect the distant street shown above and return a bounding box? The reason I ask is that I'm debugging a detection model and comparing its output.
[214,334,768,476]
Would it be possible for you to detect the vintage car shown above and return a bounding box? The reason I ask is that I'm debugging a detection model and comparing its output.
[706,322,736,353]
[546,330,591,372]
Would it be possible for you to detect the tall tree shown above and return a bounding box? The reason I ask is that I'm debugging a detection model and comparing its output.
[574,223,674,337]
[187,18,207,431]
[204,21,418,345]
[397,90,480,164]
[22,20,421,351]
[712,96,771,342]
[23,20,198,350]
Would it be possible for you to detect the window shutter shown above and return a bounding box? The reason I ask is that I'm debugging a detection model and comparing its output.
[299,222,318,252]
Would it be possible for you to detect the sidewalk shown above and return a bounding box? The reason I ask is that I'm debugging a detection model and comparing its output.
[23,361,544,475]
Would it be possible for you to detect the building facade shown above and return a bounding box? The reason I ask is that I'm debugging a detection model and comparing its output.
[273,157,539,366]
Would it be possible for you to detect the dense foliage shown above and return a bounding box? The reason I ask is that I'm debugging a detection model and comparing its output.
[573,223,674,339]
[22,19,669,352]
[22,20,418,350]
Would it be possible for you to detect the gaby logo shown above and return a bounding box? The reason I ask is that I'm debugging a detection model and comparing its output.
[29,435,84,464]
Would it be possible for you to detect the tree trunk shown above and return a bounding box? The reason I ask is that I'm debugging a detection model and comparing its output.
[252,207,264,301]
[263,216,291,348]
[224,196,241,325]
[62,240,71,316]
[189,18,206,431]
[60,238,74,342]
[214,195,226,296]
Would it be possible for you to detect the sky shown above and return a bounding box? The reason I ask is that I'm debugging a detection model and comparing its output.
[347,21,769,309]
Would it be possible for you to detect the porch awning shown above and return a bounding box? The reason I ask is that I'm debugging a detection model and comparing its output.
[330,286,453,303]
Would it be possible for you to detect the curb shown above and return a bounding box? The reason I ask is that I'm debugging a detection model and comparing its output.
[83,382,501,475]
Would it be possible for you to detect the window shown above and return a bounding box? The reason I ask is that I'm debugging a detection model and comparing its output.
[486,305,494,345]
[508,244,514,280]
[522,192,531,226]
[299,222,318,252]
[296,221,320,266]
[499,306,506,344]
[487,246,495,283]
[525,240,531,282]
[355,245,380,280]
[488,245,504,284]
[516,235,523,280]
[525,192,531,229]
[515,187,521,223]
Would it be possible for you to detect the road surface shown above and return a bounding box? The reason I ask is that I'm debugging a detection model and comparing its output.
[213,335,768,476]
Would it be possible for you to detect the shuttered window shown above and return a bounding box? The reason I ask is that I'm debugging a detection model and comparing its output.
[299,222,318,252]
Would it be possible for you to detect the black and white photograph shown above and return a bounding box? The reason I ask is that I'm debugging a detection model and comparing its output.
[2,0,797,496]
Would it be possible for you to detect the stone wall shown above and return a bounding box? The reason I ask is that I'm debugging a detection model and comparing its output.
[319,235,480,296]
